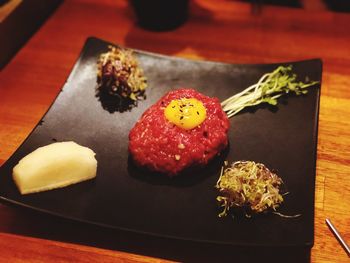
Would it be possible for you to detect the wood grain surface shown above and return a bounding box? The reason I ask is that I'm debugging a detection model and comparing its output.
[0,0,349,262]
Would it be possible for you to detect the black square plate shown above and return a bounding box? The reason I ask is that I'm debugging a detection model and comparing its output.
[0,37,322,247]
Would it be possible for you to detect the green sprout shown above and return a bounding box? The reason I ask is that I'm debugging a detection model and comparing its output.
[221,65,319,118]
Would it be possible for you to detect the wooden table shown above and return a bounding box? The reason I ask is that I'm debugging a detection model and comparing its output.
[1,0,349,262]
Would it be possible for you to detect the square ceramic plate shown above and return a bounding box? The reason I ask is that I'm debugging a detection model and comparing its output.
[0,37,322,247]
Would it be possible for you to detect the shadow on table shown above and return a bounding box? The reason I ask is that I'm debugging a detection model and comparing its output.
[246,0,350,12]
[0,204,310,263]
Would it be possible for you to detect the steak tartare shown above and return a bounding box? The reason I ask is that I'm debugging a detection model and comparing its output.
[129,88,230,176]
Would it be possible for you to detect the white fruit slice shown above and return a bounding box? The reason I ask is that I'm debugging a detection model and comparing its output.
[12,141,97,195]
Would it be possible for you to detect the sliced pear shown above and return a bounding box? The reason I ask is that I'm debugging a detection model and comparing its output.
[13,141,97,195]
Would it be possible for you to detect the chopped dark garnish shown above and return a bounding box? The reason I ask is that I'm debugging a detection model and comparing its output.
[96,45,147,112]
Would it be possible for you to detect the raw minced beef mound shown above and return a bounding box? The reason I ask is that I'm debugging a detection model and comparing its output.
[128,88,230,176]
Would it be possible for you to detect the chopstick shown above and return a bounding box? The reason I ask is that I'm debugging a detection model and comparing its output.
[325,218,350,257]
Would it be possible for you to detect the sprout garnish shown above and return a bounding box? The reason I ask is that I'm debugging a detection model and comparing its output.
[215,161,300,218]
[221,65,319,118]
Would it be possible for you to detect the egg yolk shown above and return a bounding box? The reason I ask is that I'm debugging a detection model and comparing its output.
[164,98,207,130]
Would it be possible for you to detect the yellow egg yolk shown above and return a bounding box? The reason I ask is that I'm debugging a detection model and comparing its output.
[164,98,207,130]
